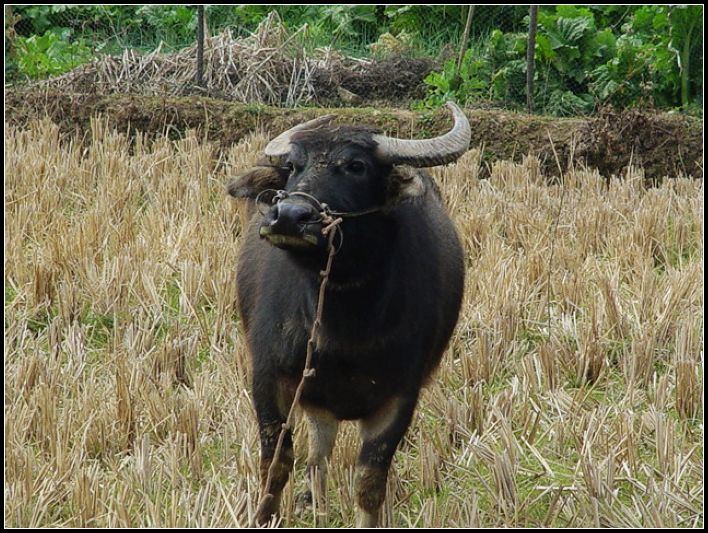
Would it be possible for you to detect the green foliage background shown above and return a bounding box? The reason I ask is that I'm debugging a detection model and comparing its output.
[423,5,703,115]
[6,5,703,115]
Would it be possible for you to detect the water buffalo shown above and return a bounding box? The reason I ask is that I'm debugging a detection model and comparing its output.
[228,102,470,527]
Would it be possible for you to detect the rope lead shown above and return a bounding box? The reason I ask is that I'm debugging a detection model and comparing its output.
[254,212,342,526]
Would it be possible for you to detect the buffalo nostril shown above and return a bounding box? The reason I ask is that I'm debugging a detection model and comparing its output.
[271,202,316,234]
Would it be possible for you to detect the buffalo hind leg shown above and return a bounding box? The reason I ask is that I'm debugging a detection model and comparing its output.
[296,407,339,514]
[355,395,417,528]
[254,380,295,525]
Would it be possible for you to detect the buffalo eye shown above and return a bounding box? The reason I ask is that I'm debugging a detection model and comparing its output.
[345,160,366,174]
[285,161,305,176]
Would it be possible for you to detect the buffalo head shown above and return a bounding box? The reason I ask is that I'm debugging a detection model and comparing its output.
[228,102,471,253]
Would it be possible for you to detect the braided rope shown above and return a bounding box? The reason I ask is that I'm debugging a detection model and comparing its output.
[254,209,343,525]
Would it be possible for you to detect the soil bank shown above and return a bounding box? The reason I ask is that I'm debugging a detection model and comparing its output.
[5,88,702,181]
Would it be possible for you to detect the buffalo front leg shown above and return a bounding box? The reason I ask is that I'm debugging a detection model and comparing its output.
[296,406,339,514]
[254,378,295,525]
[355,395,417,528]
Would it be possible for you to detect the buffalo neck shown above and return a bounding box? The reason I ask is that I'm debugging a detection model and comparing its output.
[326,213,392,289]
[285,213,393,293]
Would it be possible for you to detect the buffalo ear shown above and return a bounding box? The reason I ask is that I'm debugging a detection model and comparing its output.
[386,165,427,205]
[226,162,288,200]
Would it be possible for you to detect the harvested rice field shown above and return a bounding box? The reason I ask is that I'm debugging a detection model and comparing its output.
[4,116,703,527]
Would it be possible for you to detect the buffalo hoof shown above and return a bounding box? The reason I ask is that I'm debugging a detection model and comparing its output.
[294,490,313,515]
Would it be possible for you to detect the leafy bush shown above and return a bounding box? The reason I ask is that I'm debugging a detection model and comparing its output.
[423,48,490,104]
[423,5,702,115]
[666,5,703,107]
[13,5,79,35]
[15,30,93,79]
[137,6,197,45]
[424,7,610,114]
[533,6,615,114]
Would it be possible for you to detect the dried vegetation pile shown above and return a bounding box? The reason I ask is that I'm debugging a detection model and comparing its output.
[34,12,433,107]
[4,119,704,527]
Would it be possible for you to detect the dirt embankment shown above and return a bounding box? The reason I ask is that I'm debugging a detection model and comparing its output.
[5,88,702,181]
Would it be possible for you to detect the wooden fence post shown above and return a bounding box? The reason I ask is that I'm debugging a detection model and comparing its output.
[196,5,205,87]
[527,5,539,113]
[452,5,475,91]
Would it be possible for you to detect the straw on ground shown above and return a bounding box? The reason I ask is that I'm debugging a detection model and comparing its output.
[4,119,703,527]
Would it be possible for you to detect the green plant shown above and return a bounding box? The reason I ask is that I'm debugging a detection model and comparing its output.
[589,7,676,109]
[587,5,703,110]
[544,89,594,117]
[534,6,615,114]
[422,5,702,116]
[422,43,492,108]
[486,29,527,104]
[423,7,608,115]
[13,5,74,35]
[422,29,530,110]
[15,29,93,79]
[384,5,464,53]
[667,5,703,107]
[318,5,378,39]
[590,35,659,108]
[136,6,197,47]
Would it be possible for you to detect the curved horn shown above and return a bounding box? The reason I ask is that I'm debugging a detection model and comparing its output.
[264,114,336,161]
[373,102,471,167]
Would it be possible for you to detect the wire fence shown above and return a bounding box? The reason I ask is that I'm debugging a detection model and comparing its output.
[5,5,703,115]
